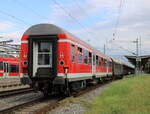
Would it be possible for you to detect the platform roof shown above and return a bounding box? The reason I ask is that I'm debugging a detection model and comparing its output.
[125,55,150,66]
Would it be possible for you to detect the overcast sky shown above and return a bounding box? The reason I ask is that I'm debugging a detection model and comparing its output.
[0,0,150,58]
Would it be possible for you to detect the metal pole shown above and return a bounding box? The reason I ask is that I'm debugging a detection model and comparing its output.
[136,38,139,75]
[104,44,106,54]
[139,36,141,74]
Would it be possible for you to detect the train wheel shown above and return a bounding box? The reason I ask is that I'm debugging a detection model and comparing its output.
[81,80,86,89]
[42,87,49,97]
[65,78,71,96]
[65,87,71,97]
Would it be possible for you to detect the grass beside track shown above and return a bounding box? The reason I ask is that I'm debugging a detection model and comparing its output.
[85,74,150,114]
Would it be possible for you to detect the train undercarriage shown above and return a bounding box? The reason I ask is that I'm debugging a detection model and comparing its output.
[28,75,116,97]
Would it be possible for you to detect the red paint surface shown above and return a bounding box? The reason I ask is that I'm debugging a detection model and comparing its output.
[20,33,113,77]
[0,57,19,78]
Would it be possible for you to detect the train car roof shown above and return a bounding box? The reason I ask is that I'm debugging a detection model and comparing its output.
[24,24,69,35]
[111,58,123,64]
[111,55,134,68]
[123,62,134,68]
[24,24,111,61]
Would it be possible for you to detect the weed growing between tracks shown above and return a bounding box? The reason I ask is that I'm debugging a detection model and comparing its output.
[85,74,150,114]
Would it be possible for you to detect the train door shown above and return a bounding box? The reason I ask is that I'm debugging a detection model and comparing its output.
[33,41,52,77]
[3,62,9,78]
[92,54,96,74]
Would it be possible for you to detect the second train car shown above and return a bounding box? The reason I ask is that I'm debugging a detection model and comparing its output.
[0,54,19,79]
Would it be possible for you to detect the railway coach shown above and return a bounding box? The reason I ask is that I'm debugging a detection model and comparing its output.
[20,24,113,95]
[0,54,19,78]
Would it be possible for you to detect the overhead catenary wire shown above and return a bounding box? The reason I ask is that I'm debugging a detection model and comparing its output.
[73,0,98,42]
[51,0,95,39]
[74,0,127,53]
[73,0,89,17]
[0,9,31,26]
[0,9,30,40]
[113,0,124,40]
[12,0,48,20]
[110,40,136,55]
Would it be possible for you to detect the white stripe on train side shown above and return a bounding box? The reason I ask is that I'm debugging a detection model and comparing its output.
[21,72,112,79]
[58,39,92,52]
[57,72,112,78]
[21,39,111,60]
[21,39,92,52]
[21,41,28,43]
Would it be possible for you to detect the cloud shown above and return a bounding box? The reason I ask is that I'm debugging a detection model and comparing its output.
[48,0,118,24]
[0,21,15,31]
[1,28,26,44]
[0,0,148,60]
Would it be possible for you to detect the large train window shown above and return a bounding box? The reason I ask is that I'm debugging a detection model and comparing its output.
[78,47,82,64]
[38,42,52,66]
[109,62,112,68]
[71,44,75,62]
[0,61,3,69]
[84,50,88,64]
[99,57,102,66]
[104,60,107,67]
[93,54,96,65]
[88,52,92,64]
[96,55,99,66]
[101,58,104,66]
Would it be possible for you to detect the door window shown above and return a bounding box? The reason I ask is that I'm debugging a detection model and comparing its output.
[38,42,51,52]
[37,42,52,66]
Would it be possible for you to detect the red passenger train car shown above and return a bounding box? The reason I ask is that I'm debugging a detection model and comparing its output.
[0,54,19,78]
[20,24,113,95]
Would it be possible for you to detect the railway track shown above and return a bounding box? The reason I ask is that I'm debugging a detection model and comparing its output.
[0,79,115,114]
[0,95,44,114]
[33,80,114,114]
[0,94,65,114]
[0,87,33,98]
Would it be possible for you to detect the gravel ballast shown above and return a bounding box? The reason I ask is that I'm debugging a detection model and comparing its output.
[48,83,112,114]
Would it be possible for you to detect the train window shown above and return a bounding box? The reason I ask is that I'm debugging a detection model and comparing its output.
[71,44,75,62]
[9,65,19,73]
[109,62,112,68]
[93,54,96,65]
[96,55,99,66]
[0,61,3,69]
[16,65,19,72]
[37,42,52,66]
[101,58,104,66]
[4,63,8,72]
[88,52,92,64]
[38,54,51,65]
[84,50,88,64]
[105,60,108,67]
[99,57,102,66]
[38,42,51,52]
[78,47,82,64]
